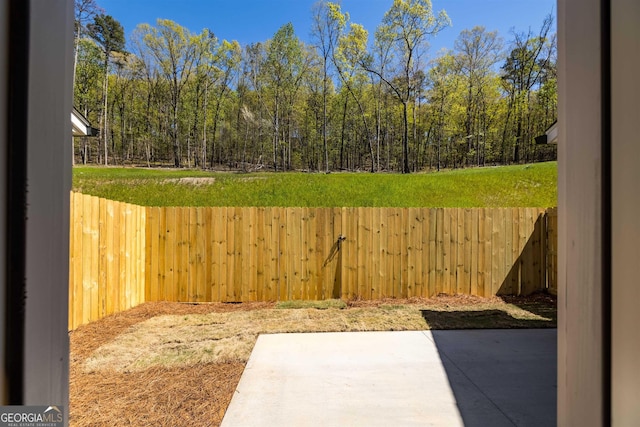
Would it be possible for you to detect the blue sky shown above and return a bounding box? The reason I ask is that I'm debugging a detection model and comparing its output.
[99,0,556,55]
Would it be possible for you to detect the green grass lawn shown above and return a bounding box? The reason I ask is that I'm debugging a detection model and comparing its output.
[72,162,557,207]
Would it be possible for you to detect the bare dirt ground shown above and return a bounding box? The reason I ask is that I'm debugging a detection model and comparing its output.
[69,294,556,426]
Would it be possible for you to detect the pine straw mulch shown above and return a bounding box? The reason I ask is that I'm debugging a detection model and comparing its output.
[70,294,555,426]
[70,301,273,427]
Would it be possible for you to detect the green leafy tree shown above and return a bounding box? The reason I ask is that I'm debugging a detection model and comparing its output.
[501,14,554,163]
[367,0,450,173]
[73,38,104,164]
[426,52,463,170]
[138,19,199,167]
[87,13,126,165]
[311,1,343,172]
[264,23,304,171]
[209,39,242,168]
[453,26,502,166]
[331,6,375,171]
[74,0,103,88]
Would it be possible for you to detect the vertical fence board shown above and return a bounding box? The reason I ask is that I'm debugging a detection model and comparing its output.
[68,193,75,329]
[221,206,231,302]
[79,195,90,325]
[393,208,402,297]
[126,203,134,309]
[527,209,536,292]
[163,207,174,301]
[110,201,120,312]
[380,208,389,298]
[187,208,196,300]
[370,208,381,299]
[115,201,124,310]
[98,198,107,319]
[356,207,366,299]
[319,209,328,300]
[138,206,146,307]
[279,208,289,300]
[265,207,276,301]
[273,206,282,301]
[285,208,294,300]
[339,208,349,299]
[309,208,318,300]
[455,208,465,294]
[378,208,389,298]
[147,208,156,301]
[255,208,265,301]
[71,193,83,329]
[547,208,558,295]
[173,208,183,301]
[299,209,307,300]
[89,196,100,322]
[210,207,221,302]
[203,208,213,301]
[504,208,515,294]
[105,199,115,316]
[427,209,437,297]
[247,207,257,301]
[365,207,374,299]
[440,209,449,295]
[399,209,408,298]
[333,208,343,299]
[316,208,327,300]
[505,208,527,294]
[491,208,502,294]
[483,209,492,297]
[136,205,143,306]
[463,208,472,295]
[192,208,203,301]
[233,207,244,301]
[419,208,428,297]
[476,209,485,297]
[470,209,479,296]
[449,209,458,294]
[127,205,134,309]
[129,205,136,309]
[132,205,139,308]
[172,208,182,302]
[300,208,309,300]
[219,207,230,301]
[407,208,416,297]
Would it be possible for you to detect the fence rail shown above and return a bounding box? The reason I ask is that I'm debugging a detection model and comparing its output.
[69,193,558,329]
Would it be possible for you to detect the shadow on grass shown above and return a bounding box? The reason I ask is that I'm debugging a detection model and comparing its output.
[499,293,557,324]
[420,307,556,330]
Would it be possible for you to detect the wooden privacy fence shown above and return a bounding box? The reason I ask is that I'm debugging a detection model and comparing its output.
[69,193,146,330]
[69,192,558,329]
[546,208,558,295]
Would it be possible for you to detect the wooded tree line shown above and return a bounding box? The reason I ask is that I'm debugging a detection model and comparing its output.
[73,0,557,172]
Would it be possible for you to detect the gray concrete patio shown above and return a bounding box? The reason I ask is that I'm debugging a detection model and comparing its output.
[221,329,556,426]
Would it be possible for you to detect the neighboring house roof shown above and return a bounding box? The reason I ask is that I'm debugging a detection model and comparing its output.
[71,107,98,137]
[535,120,558,145]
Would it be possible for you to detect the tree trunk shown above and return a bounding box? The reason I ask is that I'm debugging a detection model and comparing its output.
[340,96,348,170]
[172,102,180,168]
[102,57,109,166]
[402,101,410,173]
